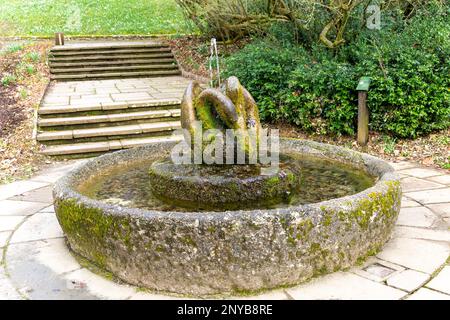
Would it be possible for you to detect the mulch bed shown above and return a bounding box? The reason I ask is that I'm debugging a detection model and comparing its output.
[0,84,26,137]
[0,46,25,137]
[0,40,54,183]
[273,122,449,170]
[167,35,250,78]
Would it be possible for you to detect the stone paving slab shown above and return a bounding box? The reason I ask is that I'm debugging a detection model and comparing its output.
[427,203,450,218]
[397,167,444,178]
[0,181,49,200]
[407,288,450,300]
[0,216,25,232]
[401,177,445,192]
[388,162,418,171]
[285,272,406,300]
[0,200,49,216]
[401,197,421,208]
[128,292,195,300]
[6,240,95,300]
[427,175,450,185]
[396,207,437,228]
[63,269,135,300]
[9,211,64,244]
[0,231,11,248]
[376,238,450,274]
[33,238,81,276]
[405,188,450,205]
[386,269,430,292]
[9,186,54,203]
[426,266,450,295]
[30,160,87,184]
[0,269,23,300]
[394,226,450,242]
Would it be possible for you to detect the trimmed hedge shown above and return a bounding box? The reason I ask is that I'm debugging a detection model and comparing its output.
[223,8,450,138]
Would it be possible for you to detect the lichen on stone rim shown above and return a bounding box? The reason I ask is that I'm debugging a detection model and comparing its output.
[53,138,402,297]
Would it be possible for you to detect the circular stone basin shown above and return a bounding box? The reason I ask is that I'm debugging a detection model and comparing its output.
[53,139,401,297]
[148,159,301,210]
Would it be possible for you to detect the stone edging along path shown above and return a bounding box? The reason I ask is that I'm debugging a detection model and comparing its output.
[0,160,449,299]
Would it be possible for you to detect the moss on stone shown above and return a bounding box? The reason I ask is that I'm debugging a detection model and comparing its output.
[195,98,222,131]
[55,198,113,268]
[181,235,197,247]
[322,211,333,227]
[265,176,280,186]
[295,219,314,241]
[310,243,321,253]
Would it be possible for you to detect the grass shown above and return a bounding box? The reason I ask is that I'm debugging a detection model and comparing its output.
[0,0,193,37]
[381,135,396,155]
[1,43,24,53]
[1,73,16,86]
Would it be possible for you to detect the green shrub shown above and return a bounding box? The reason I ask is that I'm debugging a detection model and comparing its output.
[19,88,28,99]
[2,43,24,54]
[223,6,450,138]
[16,62,36,76]
[24,51,40,62]
[284,59,358,135]
[222,40,308,121]
[1,73,17,86]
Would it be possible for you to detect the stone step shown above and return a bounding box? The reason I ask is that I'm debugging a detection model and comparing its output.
[36,121,181,141]
[49,58,175,68]
[50,48,171,56]
[50,70,181,81]
[50,64,178,74]
[38,109,181,127]
[48,53,174,62]
[40,134,182,156]
[51,43,169,52]
[38,99,181,115]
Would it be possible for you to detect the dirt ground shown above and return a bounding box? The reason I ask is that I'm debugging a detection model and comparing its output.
[0,40,54,183]
[274,123,449,170]
[168,35,249,78]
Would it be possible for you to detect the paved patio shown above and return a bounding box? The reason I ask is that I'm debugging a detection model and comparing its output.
[42,76,191,112]
[0,160,449,300]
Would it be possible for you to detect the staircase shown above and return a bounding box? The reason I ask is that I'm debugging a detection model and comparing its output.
[48,42,181,81]
[37,96,186,157]
[38,41,193,157]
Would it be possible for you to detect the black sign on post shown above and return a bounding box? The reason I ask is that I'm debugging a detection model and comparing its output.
[356,77,371,146]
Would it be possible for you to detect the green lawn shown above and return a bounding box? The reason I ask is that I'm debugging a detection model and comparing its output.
[0,0,192,36]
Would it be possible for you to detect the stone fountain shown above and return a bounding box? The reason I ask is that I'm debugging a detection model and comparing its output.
[53,77,401,297]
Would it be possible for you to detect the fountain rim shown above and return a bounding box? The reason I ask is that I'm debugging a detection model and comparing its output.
[53,138,398,221]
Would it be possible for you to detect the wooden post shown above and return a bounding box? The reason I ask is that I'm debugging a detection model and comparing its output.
[357,91,369,146]
[356,77,371,146]
[55,33,64,46]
